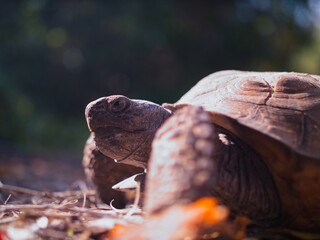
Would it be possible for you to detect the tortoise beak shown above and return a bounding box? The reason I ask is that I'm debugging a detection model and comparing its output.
[85,101,95,131]
[85,97,107,132]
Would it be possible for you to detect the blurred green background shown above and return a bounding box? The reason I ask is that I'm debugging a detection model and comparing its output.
[1,0,320,155]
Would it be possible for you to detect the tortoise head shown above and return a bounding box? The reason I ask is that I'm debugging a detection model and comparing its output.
[85,95,171,168]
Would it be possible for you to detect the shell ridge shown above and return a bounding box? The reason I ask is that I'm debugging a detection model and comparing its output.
[262,77,274,105]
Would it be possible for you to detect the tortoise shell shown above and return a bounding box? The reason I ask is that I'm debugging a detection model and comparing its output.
[171,70,320,159]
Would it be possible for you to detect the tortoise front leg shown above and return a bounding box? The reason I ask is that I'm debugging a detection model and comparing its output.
[144,106,216,213]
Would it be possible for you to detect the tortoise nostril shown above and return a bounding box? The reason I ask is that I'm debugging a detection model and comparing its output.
[89,99,108,114]
[85,98,109,120]
[96,100,107,109]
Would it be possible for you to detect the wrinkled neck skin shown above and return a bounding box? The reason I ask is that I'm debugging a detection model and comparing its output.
[85,95,172,169]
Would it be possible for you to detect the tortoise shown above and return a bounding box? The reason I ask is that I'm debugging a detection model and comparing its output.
[84,70,320,235]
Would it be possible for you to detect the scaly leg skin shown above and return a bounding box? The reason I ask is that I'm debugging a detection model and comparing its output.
[144,106,216,213]
[144,106,280,234]
[83,134,143,208]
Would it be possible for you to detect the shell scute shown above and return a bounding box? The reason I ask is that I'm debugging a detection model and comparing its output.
[175,70,320,158]
[275,76,316,94]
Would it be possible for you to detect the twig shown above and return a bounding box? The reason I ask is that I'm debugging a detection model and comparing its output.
[51,190,96,198]
[4,194,11,204]
[82,192,87,208]
[109,200,133,214]
[0,182,45,197]
[124,180,141,219]
[0,202,119,220]
[0,216,17,225]
[0,182,96,198]
[0,203,66,212]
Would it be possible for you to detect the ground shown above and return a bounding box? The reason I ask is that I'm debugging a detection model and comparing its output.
[0,145,85,194]
[0,145,307,240]
[0,145,135,240]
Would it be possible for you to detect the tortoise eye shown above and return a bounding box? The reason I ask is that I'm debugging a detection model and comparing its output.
[110,97,129,113]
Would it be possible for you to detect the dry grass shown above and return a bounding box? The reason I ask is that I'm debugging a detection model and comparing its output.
[0,182,143,240]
